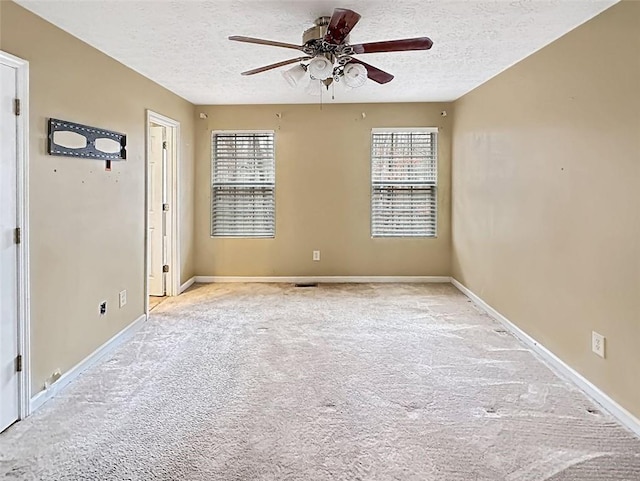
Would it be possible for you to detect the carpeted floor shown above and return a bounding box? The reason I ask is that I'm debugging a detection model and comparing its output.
[1,283,639,480]
[149,295,166,311]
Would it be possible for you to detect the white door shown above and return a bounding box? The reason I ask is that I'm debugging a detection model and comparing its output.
[0,62,20,432]
[148,126,165,296]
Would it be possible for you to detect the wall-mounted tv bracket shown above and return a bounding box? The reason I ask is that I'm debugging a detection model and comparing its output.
[47,118,127,171]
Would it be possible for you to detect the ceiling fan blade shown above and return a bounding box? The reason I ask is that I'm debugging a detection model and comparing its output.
[350,37,433,54]
[349,59,394,84]
[241,57,311,76]
[324,8,361,45]
[229,36,304,52]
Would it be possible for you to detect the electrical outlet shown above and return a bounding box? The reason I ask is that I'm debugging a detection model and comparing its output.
[592,331,605,358]
[99,301,107,315]
[119,289,127,308]
[313,250,320,261]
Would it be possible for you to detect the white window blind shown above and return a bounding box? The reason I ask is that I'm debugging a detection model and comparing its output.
[211,131,275,237]
[371,128,437,237]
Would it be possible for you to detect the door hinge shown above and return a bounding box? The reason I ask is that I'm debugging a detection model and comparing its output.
[162,203,170,212]
[15,227,21,244]
[14,98,21,116]
[16,355,23,373]
[162,141,167,150]
[163,264,169,273]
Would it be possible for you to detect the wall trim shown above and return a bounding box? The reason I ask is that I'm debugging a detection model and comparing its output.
[30,314,147,413]
[194,276,452,284]
[450,278,640,439]
[144,110,181,318]
[180,277,195,293]
[1,51,31,420]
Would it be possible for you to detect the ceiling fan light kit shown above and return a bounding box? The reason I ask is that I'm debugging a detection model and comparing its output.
[308,56,335,80]
[343,63,368,88]
[282,64,307,87]
[229,7,433,96]
[305,80,323,97]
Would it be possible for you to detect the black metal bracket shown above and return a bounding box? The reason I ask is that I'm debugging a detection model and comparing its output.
[47,118,127,162]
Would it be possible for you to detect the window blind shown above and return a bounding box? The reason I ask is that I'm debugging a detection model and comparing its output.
[211,132,275,237]
[371,129,437,237]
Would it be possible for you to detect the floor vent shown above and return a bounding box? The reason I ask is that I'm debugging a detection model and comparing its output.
[294,283,318,288]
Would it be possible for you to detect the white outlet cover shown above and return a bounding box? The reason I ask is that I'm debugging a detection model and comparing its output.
[592,331,605,358]
[119,290,127,308]
[313,250,320,261]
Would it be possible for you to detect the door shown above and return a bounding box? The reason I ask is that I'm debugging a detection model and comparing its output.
[148,126,165,296]
[0,62,19,432]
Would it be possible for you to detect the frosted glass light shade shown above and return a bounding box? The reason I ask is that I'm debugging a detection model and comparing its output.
[282,64,306,87]
[343,63,368,88]
[305,79,322,96]
[308,56,334,80]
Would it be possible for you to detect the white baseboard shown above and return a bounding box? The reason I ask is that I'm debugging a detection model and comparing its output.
[30,313,147,413]
[180,277,195,293]
[194,276,452,284]
[450,278,640,439]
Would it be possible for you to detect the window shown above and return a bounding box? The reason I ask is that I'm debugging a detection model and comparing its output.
[371,128,438,237]
[211,131,275,237]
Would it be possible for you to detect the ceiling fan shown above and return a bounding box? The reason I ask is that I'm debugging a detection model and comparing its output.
[229,8,433,92]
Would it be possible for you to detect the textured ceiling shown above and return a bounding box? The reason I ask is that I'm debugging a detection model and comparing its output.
[17,0,618,105]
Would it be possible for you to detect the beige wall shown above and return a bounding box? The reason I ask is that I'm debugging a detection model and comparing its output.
[5,0,634,420]
[1,2,195,394]
[194,103,452,277]
[452,1,640,418]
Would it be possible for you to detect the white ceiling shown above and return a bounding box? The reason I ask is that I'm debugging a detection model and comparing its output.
[17,0,618,105]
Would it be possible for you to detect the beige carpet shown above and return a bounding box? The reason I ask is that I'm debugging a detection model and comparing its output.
[149,296,166,311]
[1,283,639,480]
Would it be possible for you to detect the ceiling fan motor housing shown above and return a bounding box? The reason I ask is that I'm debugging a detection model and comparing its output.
[302,15,352,85]
[303,16,349,46]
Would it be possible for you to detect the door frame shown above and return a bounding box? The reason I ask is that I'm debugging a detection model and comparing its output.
[145,110,180,314]
[0,51,31,419]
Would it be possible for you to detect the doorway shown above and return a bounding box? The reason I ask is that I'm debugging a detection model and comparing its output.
[0,51,30,431]
[145,111,180,314]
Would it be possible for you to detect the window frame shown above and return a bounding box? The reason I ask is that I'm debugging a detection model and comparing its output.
[210,130,276,238]
[370,127,438,239]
